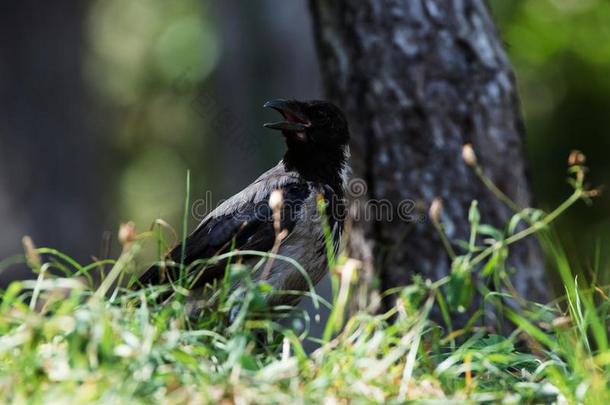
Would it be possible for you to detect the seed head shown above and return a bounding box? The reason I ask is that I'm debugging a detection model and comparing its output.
[568,150,586,166]
[552,316,572,329]
[462,144,477,167]
[429,198,443,223]
[269,189,284,212]
[118,221,137,245]
[22,236,42,269]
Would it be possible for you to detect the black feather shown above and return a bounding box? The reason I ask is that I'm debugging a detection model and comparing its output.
[138,171,311,288]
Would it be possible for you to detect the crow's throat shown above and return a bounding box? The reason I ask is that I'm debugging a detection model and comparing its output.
[282,144,348,193]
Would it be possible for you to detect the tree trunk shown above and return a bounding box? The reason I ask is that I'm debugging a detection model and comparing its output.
[309,0,549,323]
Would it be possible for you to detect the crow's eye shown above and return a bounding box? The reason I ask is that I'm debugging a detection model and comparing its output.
[309,109,330,126]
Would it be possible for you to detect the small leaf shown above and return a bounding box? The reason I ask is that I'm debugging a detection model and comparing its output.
[477,224,504,240]
[240,354,259,371]
[446,259,474,312]
[481,250,501,276]
[508,214,524,235]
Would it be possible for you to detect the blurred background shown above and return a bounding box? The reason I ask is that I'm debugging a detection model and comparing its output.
[1,0,609,286]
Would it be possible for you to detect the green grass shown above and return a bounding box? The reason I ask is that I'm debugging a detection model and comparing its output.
[0,156,608,404]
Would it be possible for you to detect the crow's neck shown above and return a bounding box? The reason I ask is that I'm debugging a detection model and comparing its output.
[282,145,348,194]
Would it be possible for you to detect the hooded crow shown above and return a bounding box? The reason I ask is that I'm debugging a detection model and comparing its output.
[138,99,350,307]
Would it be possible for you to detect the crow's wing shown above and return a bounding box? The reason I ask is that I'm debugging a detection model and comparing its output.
[138,165,311,287]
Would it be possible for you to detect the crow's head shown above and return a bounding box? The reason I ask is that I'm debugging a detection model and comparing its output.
[263,99,350,183]
[263,99,350,151]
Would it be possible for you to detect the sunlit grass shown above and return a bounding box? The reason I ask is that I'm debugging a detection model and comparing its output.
[0,152,608,403]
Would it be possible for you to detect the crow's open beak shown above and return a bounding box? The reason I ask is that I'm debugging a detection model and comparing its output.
[263,99,311,132]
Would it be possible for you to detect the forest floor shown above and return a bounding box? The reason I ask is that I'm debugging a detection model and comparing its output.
[0,160,608,404]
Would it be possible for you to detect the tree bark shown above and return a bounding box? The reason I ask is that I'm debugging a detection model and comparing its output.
[309,0,549,323]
